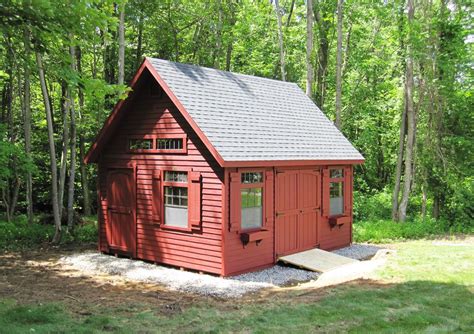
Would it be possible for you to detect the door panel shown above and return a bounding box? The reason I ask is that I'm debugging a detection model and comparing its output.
[275,171,299,256]
[298,170,320,250]
[277,214,298,255]
[106,168,136,254]
[275,169,321,257]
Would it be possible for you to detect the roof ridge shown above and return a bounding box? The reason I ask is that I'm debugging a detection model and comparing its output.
[146,57,299,87]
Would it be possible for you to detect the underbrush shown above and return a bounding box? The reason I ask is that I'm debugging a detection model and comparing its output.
[354,217,473,243]
[0,215,97,250]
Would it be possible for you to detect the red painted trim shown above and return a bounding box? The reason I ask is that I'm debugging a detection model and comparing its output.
[223,159,365,168]
[143,60,226,166]
[221,168,229,276]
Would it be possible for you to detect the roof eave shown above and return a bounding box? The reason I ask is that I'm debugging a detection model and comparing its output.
[222,158,365,168]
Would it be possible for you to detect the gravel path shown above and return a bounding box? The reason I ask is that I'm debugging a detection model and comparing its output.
[59,244,381,298]
[333,244,382,260]
[59,253,318,298]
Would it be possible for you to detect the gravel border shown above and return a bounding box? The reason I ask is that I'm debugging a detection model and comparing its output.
[333,244,382,260]
[59,243,382,298]
[60,253,318,298]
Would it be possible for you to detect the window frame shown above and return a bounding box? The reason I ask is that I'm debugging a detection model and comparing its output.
[327,166,349,218]
[239,170,265,232]
[127,134,187,154]
[160,168,193,232]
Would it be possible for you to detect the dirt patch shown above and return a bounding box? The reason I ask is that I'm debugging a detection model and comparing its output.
[0,244,398,315]
[0,245,207,316]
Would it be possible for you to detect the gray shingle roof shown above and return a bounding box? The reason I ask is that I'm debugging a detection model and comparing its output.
[147,57,363,162]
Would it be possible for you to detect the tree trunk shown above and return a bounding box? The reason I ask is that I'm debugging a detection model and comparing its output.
[392,92,407,221]
[225,0,237,72]
[36,50,61,243]
[76,47,91,216]
[67,44,77,231]
[305,0,314,97]
[4,41,15,222]
[421,182,427,220]
[335,0,344,129]
[398,0,416,222]
[313,0,329,108]
[23,27,33,224]
[58,82,69,218]
[274,0,286,81]
[286,0,296,27]
[392,0,407,221]
[213,0,223,69]
[118,2,125,85]
[135,11,143,69]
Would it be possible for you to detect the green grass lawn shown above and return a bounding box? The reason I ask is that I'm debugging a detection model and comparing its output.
[1,238,473,333]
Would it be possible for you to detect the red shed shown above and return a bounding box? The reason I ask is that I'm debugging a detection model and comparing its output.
[85,58,364,276]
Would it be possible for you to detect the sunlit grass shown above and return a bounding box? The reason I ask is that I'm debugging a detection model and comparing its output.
[1,239,472,333]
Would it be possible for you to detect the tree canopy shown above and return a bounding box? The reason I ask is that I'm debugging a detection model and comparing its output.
[0,0,472,237]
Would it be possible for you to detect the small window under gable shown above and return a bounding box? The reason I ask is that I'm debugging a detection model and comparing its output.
[157,138,183,150]
[127,135,187,154]
[129,138,153,150]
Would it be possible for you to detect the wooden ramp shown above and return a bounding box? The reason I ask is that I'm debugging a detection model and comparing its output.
[279,248,358,272]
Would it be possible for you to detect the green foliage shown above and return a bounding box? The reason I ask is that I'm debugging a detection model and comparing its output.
[0,0,472,227]
[445,176,474,225]
[353,218,473,244]
[353,190,393,221]
[0,216,97,250]
[0,125,36,190]
[72,219,98,243]
[0,217,55,249]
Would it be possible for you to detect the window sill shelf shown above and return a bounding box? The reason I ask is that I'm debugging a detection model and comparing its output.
[240,229,270,245]
[329,215,351,227]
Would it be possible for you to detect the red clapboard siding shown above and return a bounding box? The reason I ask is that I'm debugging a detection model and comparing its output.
[222,168,275,276]
[97,86,224,275]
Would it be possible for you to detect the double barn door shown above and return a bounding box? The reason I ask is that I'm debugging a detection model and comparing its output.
[275,169,321,257]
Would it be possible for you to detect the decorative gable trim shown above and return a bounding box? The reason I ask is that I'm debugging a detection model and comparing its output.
[84,58,225,166]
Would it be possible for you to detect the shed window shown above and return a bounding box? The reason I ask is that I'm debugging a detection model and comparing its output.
[329,168,344,216]
[164,171,188,183]
[240,172,263,230]
[163,171,188,228]
[241,172,263,184]
[129,139,153,150]
[157,138,183,150]
[128,135,186,153]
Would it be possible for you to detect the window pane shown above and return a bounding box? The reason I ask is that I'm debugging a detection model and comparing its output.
[241,172,263,184]
[129,139,153,150]
[164,171,188,183]
[157,138,183,150]
[330,169,344,178]
[164,186,188,227]
[330,181,344,215]
[241,188,263,230]
[164,206,188,228]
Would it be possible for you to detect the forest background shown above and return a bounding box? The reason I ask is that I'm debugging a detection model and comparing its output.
[0,0,472,242]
